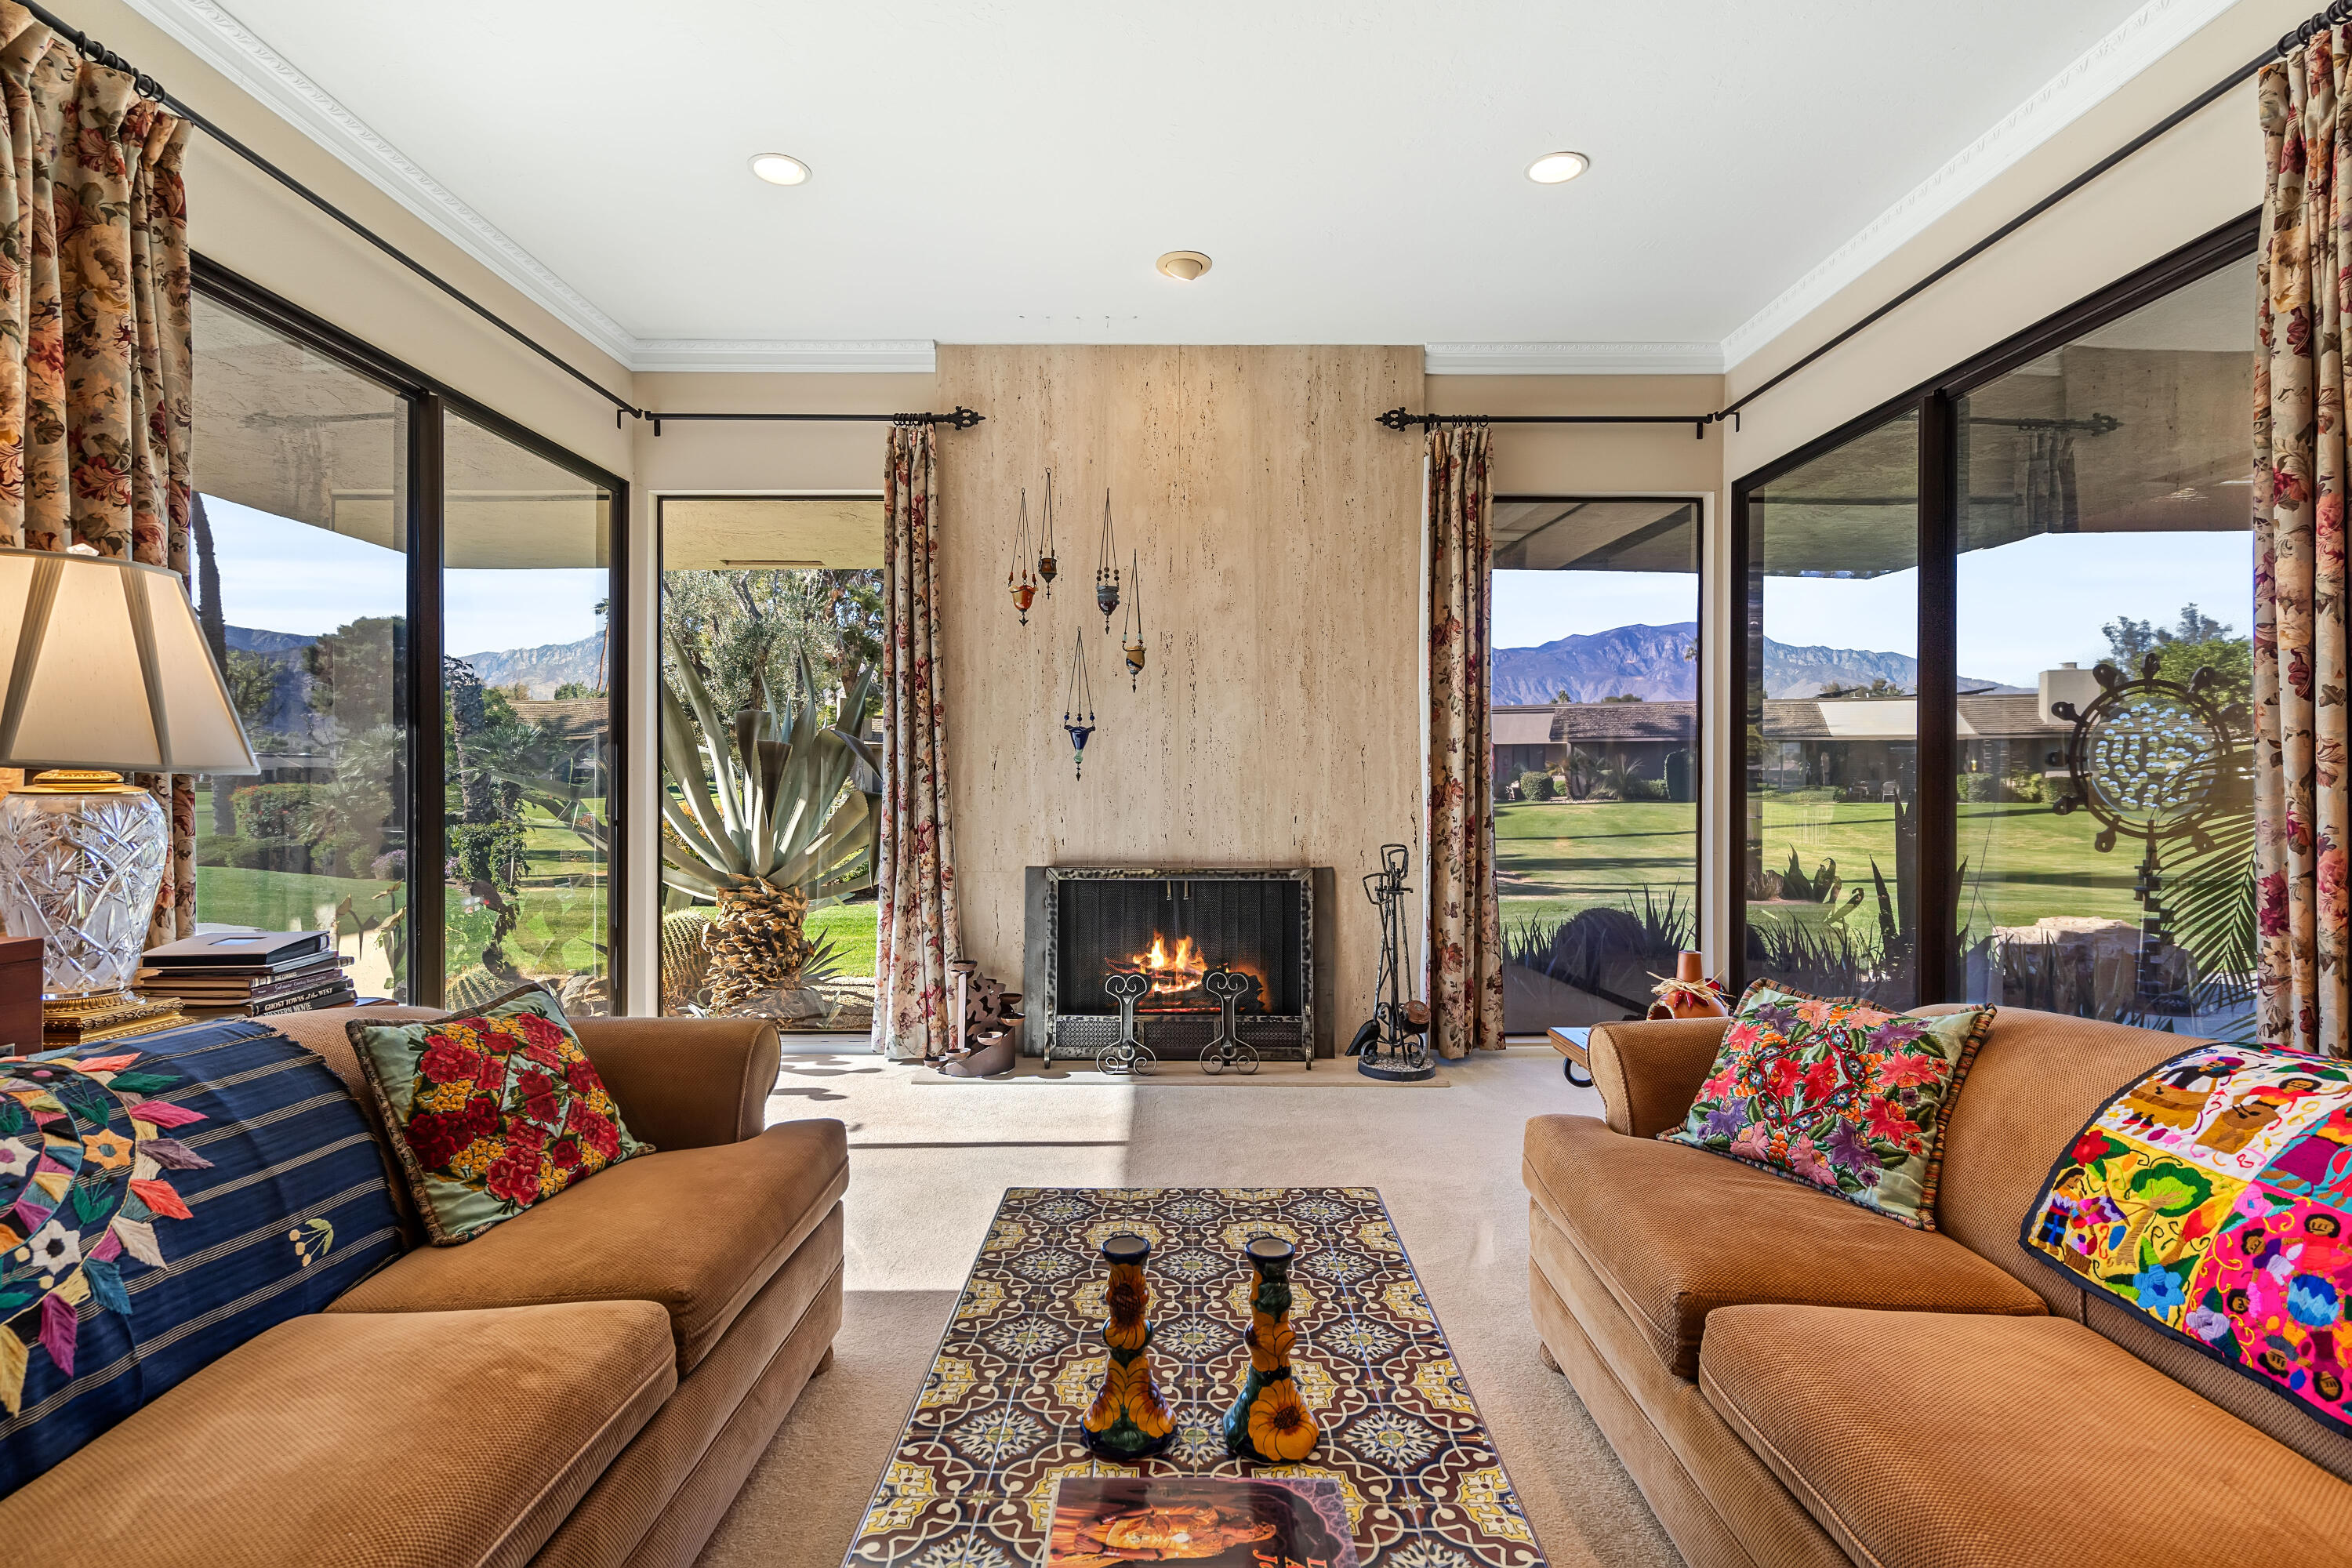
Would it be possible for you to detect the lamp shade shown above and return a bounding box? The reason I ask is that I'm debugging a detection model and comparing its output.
[0,545,257,775]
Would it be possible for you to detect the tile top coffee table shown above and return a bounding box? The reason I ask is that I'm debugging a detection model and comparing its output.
[846,1186,1546,1568]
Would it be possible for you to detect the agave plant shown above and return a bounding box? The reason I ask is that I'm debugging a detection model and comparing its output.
[660,633,880,1013]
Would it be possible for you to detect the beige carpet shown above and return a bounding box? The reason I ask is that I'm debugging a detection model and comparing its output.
[697,1046,1682,1568]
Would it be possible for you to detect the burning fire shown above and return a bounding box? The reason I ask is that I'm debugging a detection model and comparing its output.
[1105,933,1272,1011]
[1119,933,1207,996]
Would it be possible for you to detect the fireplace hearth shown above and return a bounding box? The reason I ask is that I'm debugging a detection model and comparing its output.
[1024,867,1331,1063]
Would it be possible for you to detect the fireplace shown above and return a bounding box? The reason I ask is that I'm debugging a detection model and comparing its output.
[1025,867,1330,1062]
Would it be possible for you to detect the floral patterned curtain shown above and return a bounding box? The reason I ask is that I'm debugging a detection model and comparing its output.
[873,423,962,1060]
[2256,39,2352,1058]
[1426,423,1503,1058]
[0,8,194,946]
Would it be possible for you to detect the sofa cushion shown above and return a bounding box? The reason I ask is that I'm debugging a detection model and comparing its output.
[1664,982,1992,1229]
[0,1300,676,1568]
[1526,1114,2044,1379]
[1698,1305,2352,1568]
[345,986,651,1244]
[327,1118,848,1372]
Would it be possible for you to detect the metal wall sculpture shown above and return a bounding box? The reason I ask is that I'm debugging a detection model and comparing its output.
[2049,653,2241,1011]
[1062,628,1097,780]
[1095,490,1122,632]
[1008,487,1038,625]
[1121,551,1145,690]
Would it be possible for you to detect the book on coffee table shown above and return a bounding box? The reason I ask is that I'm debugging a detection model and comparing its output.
[1045,1475,1357,1568]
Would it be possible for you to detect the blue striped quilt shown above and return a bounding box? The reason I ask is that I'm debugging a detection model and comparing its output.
[0,1018,405,1494]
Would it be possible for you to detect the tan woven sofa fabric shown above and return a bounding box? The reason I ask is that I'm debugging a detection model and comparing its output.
[1,1302,677,1567]
[531,1207,846,1568]
[1530,1203,1849,1568]
[1584,1017,1731,1138]
[328,1119,849,1374]
[1523,1114,2044,1379]
[1697,1305,2352,1568]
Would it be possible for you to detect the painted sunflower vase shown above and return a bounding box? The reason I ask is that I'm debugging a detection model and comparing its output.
[1224,1236,1319,1461]
[1081,1232,1175,1460]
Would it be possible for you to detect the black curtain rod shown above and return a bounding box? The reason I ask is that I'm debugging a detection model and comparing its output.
[1380,408,1719,440]
[16,1,982,439]
[644,407,984,435]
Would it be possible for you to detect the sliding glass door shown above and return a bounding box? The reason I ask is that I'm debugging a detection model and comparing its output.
[188,268,626,1011]
[1732,223,2256,1034]
[655,496,884,1030]
[1489,497,1702,1028]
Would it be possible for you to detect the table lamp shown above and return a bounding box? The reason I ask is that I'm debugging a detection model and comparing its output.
[0,546,257,1016]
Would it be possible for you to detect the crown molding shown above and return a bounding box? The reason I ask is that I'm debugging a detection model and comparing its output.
[1423,342,1725,376]
[124,0,648,366]
[633,340,938,375]
[1719,0,2239,372]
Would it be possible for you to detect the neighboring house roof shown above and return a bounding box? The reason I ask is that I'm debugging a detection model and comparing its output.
[1514,694,2070,746]
[1491,706,1562,746]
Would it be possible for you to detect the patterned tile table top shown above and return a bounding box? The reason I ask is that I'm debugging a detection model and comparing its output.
[848,1187,1544,1568]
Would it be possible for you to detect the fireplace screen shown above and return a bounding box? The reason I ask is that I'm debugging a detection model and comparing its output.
[1054,876,1302,1016]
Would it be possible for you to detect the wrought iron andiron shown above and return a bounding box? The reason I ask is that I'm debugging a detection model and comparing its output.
[1198,967,1261,1075]
[1098,971,1154,1076]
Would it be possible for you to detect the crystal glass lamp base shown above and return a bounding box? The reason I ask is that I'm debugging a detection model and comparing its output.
[0,779,167,1000]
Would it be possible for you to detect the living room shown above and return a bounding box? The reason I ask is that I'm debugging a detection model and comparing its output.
[0,1,2346,1564]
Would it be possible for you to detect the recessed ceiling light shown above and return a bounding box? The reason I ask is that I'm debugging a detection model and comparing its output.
[1526,151,1590,185]
[749,153,811,186]
[1157,250,1213,281]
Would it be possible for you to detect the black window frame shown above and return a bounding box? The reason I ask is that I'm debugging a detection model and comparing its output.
[1726,209,2259,1001]
[192,255,631,1012]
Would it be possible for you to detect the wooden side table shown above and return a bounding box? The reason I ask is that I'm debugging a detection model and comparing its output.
[1548,1025,1593,1086]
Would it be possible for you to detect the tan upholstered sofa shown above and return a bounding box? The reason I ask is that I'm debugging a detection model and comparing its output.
[4,1007,845,1568]
[1525,1007,2352,1568]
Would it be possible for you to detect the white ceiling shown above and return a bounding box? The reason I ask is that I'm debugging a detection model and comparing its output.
[130,1,2227,373]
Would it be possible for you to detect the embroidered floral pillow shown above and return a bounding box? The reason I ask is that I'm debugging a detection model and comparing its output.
[1661,981,1994,1229]
[346,985,648,1244]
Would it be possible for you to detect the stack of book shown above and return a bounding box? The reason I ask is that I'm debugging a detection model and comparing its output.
[138,931,356,1018]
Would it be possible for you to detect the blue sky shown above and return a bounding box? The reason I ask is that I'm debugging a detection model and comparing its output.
[1497,529,2252,688]
[202,495,607,657]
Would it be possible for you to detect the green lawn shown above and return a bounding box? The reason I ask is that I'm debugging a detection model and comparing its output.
[1495,791,2164,947]
[194,865,398,933]
[807,903,878,978]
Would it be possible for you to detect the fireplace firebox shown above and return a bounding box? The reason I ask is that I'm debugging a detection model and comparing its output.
[1024,867,1330,1063]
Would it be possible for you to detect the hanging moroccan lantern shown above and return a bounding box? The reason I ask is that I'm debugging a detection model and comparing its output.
[1062,628,1097,780]
[1095,489,1121,632]
[1122,549,1145,690]
[1008,487,1039,626]
[1037,468,1059,593]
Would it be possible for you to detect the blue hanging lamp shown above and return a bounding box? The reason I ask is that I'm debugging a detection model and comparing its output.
[1062,627,1097,779]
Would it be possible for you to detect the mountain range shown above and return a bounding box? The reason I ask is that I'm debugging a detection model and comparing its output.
[456,631,607,698]
[1490,622,2018,703]
[226,625,606,699]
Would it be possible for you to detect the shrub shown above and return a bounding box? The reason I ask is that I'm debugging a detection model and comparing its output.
[230,837,312,873]
[232,782,314,842]
[1518,770,1555,802]
[1624,776,1669,801]
[2003,771,2046,804]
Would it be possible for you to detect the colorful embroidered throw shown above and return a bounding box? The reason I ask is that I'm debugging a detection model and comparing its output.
[2023,1044,2352,1438]
[347,985,648,1245]
[1661,981,1993,1229]
[1,1020,402,1491]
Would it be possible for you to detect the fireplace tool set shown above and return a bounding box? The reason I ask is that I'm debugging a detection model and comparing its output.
[1350,843,1434,1081]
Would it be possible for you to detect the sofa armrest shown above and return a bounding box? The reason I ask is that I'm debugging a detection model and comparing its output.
[1585,1017,1733,1138]
[570,1016,781,1151]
